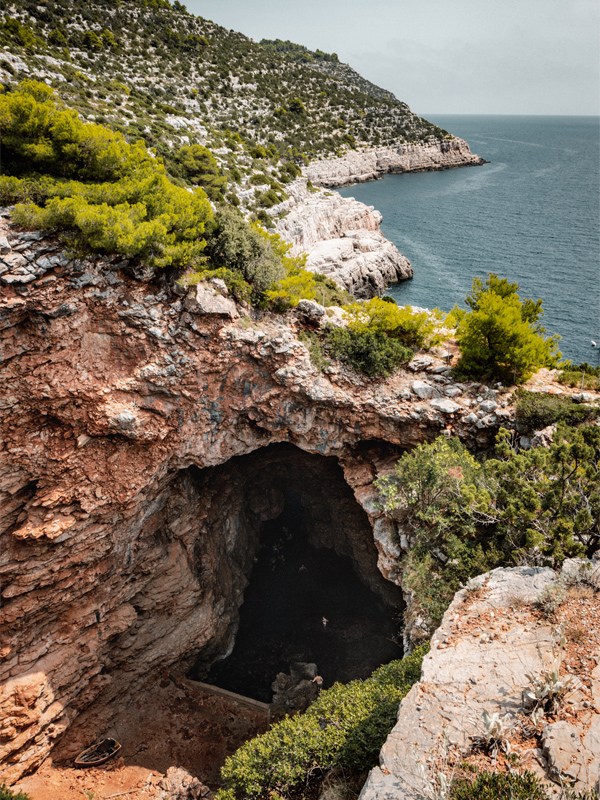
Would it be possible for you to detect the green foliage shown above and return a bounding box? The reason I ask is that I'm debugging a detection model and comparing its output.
[298,330,330,372]
[82,30,103,50]
[344,298,443,349]
[174,144,227,200]
[217,645,428,800]
[265,260,350,311]
[1,81,212,268]
[315,298,441,377]
[514,389,598,431]
[376,424,600,637]
[326,326,413,378]
[450,274,561,382]
[48,28,67,46]
[1,80,154,180]
[180,267,252,303]
[204,207,286,294]
[260,39,340,64]
[377,437,498,637]
[0,783,32,800]
[558,362,600,390]
[3,18,38,48]
[450,770,548,800]
[288,97,306,115]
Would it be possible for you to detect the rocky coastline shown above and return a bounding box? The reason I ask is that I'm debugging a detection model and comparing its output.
[304,137,486,188]
[273,178,413,298]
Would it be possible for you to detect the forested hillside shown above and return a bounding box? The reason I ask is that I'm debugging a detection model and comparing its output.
[0,0,451,168]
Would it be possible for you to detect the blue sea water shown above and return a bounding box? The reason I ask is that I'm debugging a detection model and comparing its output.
[337,116,600,365]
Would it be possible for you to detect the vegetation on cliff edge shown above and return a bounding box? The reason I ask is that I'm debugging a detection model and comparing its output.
[376,424,600,640]
[216,644,428,800]
[448,274,561,383]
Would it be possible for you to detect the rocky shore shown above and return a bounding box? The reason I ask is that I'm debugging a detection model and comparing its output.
[273,178,413,298]
[304,138,486,188]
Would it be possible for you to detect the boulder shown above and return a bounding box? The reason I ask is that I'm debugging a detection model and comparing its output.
[411,380,436,399]
[184,283,239,318]
[159,766,210,799]
[430,398,460,414]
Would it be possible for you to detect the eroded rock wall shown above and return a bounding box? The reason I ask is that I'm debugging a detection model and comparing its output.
[304,138,486,188]
[0,215,505,781]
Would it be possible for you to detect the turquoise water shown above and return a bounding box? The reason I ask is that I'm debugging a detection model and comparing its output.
[337,116,600,365]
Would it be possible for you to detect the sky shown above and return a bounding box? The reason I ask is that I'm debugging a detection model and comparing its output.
[184,0,600,116]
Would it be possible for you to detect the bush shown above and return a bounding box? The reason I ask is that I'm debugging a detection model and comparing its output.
[174,144,227,200]
[450,771,548,799]
[450,274,561,382]
[326,326,413,377]
[317,298,440,377]
[1,81,212,268]
[204,207,286,294]
[376,424,600,637]
[515,389,598,431]
[217,645,428,800]
[344,298,442,350]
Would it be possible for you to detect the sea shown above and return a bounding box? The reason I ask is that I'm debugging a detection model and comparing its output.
[337,116,600,366]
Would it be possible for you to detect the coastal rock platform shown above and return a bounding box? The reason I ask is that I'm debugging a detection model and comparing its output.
[304,138,486,188]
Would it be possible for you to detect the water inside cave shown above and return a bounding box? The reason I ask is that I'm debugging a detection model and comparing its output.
[202,487,403,704]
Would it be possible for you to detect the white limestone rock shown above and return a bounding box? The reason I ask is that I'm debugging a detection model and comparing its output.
[184,284,239,319]
[430,398,460,414]
[304,139,486,189]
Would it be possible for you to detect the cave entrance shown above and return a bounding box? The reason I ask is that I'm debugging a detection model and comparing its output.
[187,443,403,704]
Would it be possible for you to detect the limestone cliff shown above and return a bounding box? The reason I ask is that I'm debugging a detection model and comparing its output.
[273,178,413,298]
[0,214,509,782]
[304,138,486,188]
[360,560,600,799]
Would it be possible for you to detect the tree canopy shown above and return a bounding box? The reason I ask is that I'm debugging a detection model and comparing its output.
[0,81,212,268]
[449,274,561,382]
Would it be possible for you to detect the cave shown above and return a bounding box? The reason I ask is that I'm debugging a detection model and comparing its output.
[185,443,404,703]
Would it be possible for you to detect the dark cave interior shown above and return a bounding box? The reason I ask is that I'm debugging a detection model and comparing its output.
[189,444,404,703]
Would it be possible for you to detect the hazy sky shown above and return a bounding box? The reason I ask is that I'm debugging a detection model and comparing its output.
[185,0,599,116]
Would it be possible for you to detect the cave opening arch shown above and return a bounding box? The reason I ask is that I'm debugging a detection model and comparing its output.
[182,442,404,703]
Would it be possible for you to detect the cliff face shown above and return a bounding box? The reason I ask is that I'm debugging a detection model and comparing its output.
[360,561,600,800]
[0,215,508,782]
[304,138,486,188]
[274,178,413,298]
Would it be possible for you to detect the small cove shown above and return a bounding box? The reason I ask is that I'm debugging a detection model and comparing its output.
[338,115,600,365]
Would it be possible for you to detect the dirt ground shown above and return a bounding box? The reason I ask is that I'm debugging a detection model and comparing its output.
[12,677,269,800]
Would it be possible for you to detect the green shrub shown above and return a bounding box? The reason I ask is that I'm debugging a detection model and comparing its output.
[217,645,428,800]
[298,330,330,372]
[174,144,227,200]
[450,771,548,799]
[376,424,600,637]
[0,783,32,800]
[316,297,440,377]
[248,173,270,186]
[515,389,597,431]
[344,298,442,350]
[558,362,600,390]
[3,19,37,49]
[449,274,561,382]
[180,267,251,303]
[204,207,287,294]
[1,81,212,268]
[326,326,413,377]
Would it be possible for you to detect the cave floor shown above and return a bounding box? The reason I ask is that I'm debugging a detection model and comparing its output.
[12,676,268,799]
